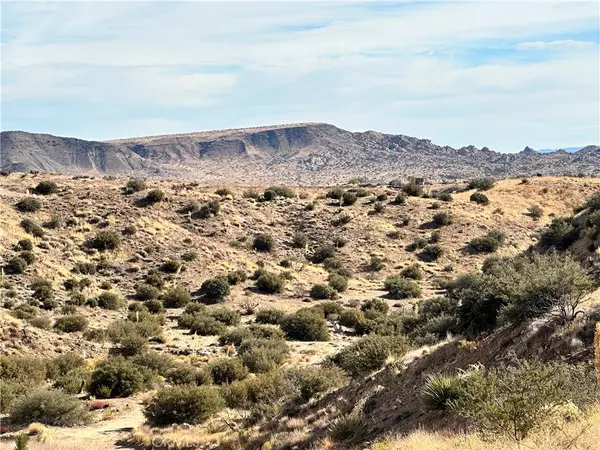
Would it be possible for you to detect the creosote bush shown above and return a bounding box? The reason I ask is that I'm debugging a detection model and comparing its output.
[310,283,336,300]
[470,192,489,205]
[145,386,224,426]
[384,276,421,299]
[9,389,90,426]
[54,315,89,333]
[422,244,444,261]
[145,189,165,203]
[255,272,284,294]
[253,233,274,252]
[16,197,42,212]
[255,308,285,325]
[468,177,495,191]
[281,309,330,341]
[432,211,452,227]
[209,358,248,385]
[20,218,44,237]
[199,277,230,303]
[97,291,125,310]
[34,181,59,195]
[332,335,408,377]
[126,178,147,193]
[86,230,121,251]
[162,285,191,308]
[89,357,149,398]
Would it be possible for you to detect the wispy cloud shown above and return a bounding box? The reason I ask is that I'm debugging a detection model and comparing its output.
[1,1,598,151]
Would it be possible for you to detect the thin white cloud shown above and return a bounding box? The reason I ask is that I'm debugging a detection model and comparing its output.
[516,40,598,51]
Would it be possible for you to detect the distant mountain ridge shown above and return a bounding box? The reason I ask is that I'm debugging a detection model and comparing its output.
[2,123,599,184]
[537,147,585,153]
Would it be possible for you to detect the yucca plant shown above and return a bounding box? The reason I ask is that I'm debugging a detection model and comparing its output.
[329,397,369,443]
[421,373,464,411]
[14,433,29,450]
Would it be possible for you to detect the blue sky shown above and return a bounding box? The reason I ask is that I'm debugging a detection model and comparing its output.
[1,1,599,152]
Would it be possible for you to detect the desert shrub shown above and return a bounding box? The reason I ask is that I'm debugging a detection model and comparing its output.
[9,389,90,426]
[255,272,284,294]
[209,358,248,385]
[239,339,289,373]
[281,310,330,341]
[166,364,211,386]
[528,204,544,220]
[0,380,29,414]
[291,232,308,248]
[210,308,241,326]
[97,291,125,310]
[332,335,408,377]
[131,351,174,376]
[376,193,388,201]
[540,217,579,250]
[372,202,385,214]
[89,357,148,398]
[402,181,424,197]
[145,189,165,203]
[341,191,357,206]
[468,177,495,191]
[585,191,600,211]
[384,276,421,299]
[161,258,181,273]
[338,308,366,330]
[227,269,247,285]
[73,261,95,275]
[54,315,88,333]
[438,192,453,202]
[215,187,232,196]
[145,270,165,288]
[52,368,91,394]
[16,197,42,212]
[328,273,348,292]
[145,385,224,426]
[144,299,165,314]
[265,186,295,199]
[470,192,489,205]
[361,298,389,316]
[46,353,85,380]
[135,283,159,301]
[255,308,285,325]
[162,285,191,308]
[6,257,27,274]
[311,244,336,264]
[0,354,47,385]
[189,316,227,336]
[286,364,347,402]
[118,334,149,356]
[422,374,464,410]
[329,411,369,444]
[107,319,162,343]
[181,251,198,262]
[218,325,284,346]
[34,181,59,195]
[310,284,336,300]
[44,215,63,229]
[86,230,121,251]
[253,233,274,252]
[126,178,147,193]
[400,263,422,280]
[199,276,230,302]
[17,238,33,251]
[392,193,406,205]
[11,304,38,321]
[432,211,452,227]
[29,316,52,330]
[468,235,501,253]
[368,254,384,272]
[20,218,44,237]
[327,187,344,200]
[452,360,578,441]
[422,244,444,261]
[243,188,260,199]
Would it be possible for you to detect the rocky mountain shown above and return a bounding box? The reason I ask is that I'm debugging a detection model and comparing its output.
[2,123,599,184]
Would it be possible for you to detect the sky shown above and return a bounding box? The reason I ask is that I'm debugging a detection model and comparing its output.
[1,1,599,153]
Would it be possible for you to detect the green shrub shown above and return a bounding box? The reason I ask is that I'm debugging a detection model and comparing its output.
[470,192,489,205]
[264,186,295,199]
[145,385,224,426]
[253,233,274,252]
[585,191,600,211]
[215,187,233,196]
[46,353,86,380]
[20,218,44,237]
[327,188,344,200]
[135,283,160,301]
[310,284,336,300]
[468,236,501,253]
[131,351,174,376]
[285,364,347,402]
[162,285,191,308]
[361,298,389,315]
[126,178,147,193]
[392,193,406,205]
[422,244,444,261]
[54,315,88,333]
[422,374,464,410]
[281,310,330,341]
[0,354,47,385]
[400,263,422,280]
[17,238,33,251]
[243,189,260,199]
[144,299,165,314]
[86,230,121,251]
[209,358,248,385]
[540,217,579,249]
[332,335,408,377]
[145,189,165,203]
[292,232,309,248]
[9,389,90,426]
[11,304,38,321]
[239,339,289,373]
[227,269,247,285]
[468,177,495,191]
[52,368,91,394]
[255,272,284,294]
[311,244,336,264]
[368,254,384,271]
[189,316,227,336]
[181,251,198,262]
[16,197,42,212]
[97,291,125,310]
[384,276,421,299]
[527,204,544,220]
[73,261,95,275]
[6,257,27,274]
[338,308,366,330]
[255,308,285,325]
[438,192,453,202]
[341,191,357,206]
[199,277,230,302]
[34,181,59,195]
[29,316,52,330]
[328,273,348,292]
[166,364,211,386]
[432,211,452,227]
[210,308,241,326]
[402,182,424,197]
[89,357,148,398]
[118,334,149,356]
[161,258,181,273]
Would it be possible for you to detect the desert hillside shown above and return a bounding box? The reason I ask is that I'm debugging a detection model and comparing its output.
[2,124,599,184]
[0,173,599,450]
